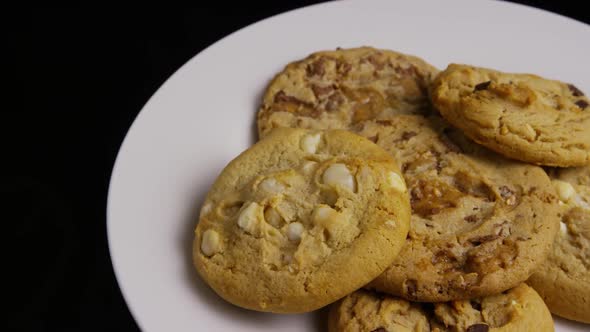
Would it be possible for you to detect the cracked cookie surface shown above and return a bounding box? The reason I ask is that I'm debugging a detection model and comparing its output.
[527,166,590,323]
[328,284,553,332]
[431,64,590,167]
[257,47,438,138]
[357,115,559,302]
[193,128,411,313]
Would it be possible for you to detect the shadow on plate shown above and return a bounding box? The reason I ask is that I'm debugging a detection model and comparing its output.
[553,315,590,331]
[314,306,331,332]
[249,84,265,143]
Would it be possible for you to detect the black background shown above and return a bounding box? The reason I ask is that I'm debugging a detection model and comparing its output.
[5,2,588,331]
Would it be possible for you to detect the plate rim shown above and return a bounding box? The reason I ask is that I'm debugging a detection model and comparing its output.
[106,0,590,330]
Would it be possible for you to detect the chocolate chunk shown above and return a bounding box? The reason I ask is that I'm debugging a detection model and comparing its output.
[274,91,312,107]
[404,279,418,299]
[474,81,492,92]
[435,159,444,173]
[410,186,424,202]
[498,186,514,199]
[454,171,495,201]
[575,99,589,109]
[394,65,417,77]
[325,92,344,111]
[311,84,334,98]
[469,234,500,246]
[274,91,294,103]
[337,61,352,76]
[410,178,463,217]
[498,185,518,205]
[370,328,387,332]
[568,84,585,97]
[367,134,379,143]
[429,207,442,215]
[367,54,386,70]
[393,131,418,143]
[469,300,482,311]
[467,323,489,332]
[375,119,395,125]
[273,91,320,117]
[401,131,418,140]
[464,215,478,223]
[306,57,326,77]
[432,249,457,264]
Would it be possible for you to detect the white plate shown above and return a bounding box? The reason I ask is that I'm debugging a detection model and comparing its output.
[107,0,590,330]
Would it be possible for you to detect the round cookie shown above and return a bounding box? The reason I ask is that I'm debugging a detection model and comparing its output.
[193,128,411,313]
[527,166,590,323]
[257,47,439,138]
[356,115,559,302]
[328,284,554,332]
[431,64,590,167]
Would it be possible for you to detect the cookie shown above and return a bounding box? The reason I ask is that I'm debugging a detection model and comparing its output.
[328,284,554,332]
[193,128,411,313]
[527,166,590,323]
[257,47,438,138]
[431,64,590,167]
[356,115,559,302]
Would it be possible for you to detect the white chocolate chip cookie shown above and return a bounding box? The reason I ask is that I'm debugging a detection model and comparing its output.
[193,128,411,313]
[528,166,590,323]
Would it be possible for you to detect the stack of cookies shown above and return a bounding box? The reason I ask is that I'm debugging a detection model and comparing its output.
[193,47,590,331]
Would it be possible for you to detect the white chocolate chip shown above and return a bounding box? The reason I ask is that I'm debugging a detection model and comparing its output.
[560,221,568,236]
[300,133,321,153]
[201,229,221,256]
[237,202,262,234]
[323,163,356,192]
[312,205,345,232]
[259,178,285,194]
[553,180,575,203]
[385,220,397,228]
[199,201,212,218]
[264,207,283,227]
[286,222,304,242]
[511,300,518,306]
[357,166,372,181]
[387,171,407,192]
[301,160,318,175]
[313,205,338,223]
